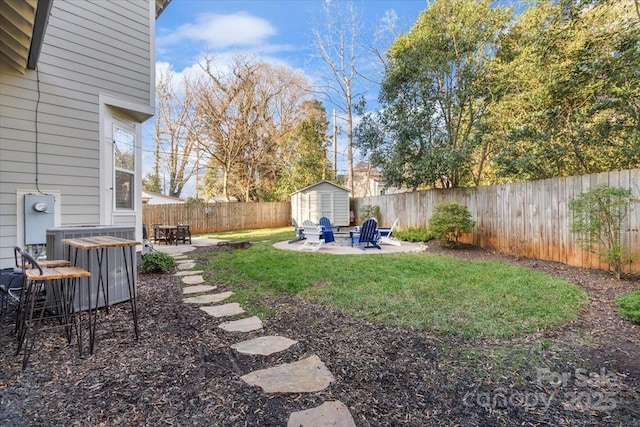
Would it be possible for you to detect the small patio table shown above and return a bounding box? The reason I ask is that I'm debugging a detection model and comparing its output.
[61,236,140,354]
[156,225,178,244]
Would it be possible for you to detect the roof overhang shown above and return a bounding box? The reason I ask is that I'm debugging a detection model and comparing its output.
[156,0,172,18]
[0,0,171,74]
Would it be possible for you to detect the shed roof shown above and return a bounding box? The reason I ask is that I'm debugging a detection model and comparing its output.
[291,180,349,195]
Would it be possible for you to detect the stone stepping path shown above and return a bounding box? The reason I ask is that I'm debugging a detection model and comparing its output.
[287,401,356,427]
[240,355,334,393]
[181,275,204,285]
[218,316,263,332]
[200,302,245,318]
[174,270,204,277]
[177,261,196,270]
[169,254,353,423]
[231,336,297,356]
[183,284,217,294]
[183,291,233,304]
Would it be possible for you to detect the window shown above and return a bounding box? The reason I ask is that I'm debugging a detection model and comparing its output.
[114,125,135,210]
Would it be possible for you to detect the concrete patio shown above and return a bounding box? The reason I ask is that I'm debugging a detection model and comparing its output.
[273,238,423,254]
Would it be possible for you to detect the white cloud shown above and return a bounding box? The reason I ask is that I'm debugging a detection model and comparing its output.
[157,12,277,50]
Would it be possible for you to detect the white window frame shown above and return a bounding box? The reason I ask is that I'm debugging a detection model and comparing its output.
[113,122,136,211]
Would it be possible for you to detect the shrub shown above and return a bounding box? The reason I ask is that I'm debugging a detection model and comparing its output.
[569,185,635,279]
[617,288,640,324]
[428,202,475,244]
[358,205,380,222]
[394,226,436,242]
[141,251,176,274]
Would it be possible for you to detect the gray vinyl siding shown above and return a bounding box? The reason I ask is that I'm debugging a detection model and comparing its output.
[0,0,154,268]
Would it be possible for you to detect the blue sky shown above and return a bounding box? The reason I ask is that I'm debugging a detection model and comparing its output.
[146,0,430,197]
[155,0,428,71]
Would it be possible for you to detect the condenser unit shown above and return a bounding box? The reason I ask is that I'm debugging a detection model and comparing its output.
[46,225,136,311]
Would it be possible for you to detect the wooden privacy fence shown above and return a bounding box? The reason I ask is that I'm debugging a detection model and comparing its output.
[143,202,291,235]
[352,169,640,274]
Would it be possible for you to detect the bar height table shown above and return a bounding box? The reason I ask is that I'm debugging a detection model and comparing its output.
[61,236,141,354]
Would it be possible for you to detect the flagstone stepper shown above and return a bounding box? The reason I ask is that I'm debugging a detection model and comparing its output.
[177,261,197,270]
[182,284,217,294]
[218,316,263,332]
[183,291,233,304]
[181,275,205,285]
[200,303,245,318]
[173,270,204,277]
[231,336,298,356]
[287,401,356,427]
[240,355,334,393]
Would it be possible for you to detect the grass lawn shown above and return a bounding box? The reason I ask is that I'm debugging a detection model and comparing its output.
[198,227,587,338]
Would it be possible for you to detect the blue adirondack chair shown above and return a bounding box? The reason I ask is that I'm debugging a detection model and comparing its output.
[353,217,381,250]
[318,217,335,243]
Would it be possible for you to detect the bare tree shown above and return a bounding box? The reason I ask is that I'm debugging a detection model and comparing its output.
[195,55,312,201]
[313,0,366,196]
[152,69,201,197]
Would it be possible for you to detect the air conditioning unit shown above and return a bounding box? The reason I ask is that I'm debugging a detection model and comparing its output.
[46,225,136,311]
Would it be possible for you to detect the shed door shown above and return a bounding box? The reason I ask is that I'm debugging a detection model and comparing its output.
[319,192,333,221]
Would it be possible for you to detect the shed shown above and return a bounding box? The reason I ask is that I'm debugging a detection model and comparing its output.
[291,181,350,227]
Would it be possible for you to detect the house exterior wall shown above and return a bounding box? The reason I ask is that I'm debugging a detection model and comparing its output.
[290,181,350,227]
[0,0,156,268]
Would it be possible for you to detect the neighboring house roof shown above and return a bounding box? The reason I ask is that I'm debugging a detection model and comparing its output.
[141,190,184,205]
[354,161,383,179]
[292,180,350,195]
[0,0,171,73]
[208,196,239,203]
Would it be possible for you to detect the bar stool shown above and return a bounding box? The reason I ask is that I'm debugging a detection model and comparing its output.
[15,249,91,370]
[11,247,72,334]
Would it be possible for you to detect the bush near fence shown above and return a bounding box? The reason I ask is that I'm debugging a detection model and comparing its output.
[351,169,640,274]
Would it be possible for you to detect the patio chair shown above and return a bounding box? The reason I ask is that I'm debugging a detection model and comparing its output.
[378,218,401,246]
[352,217,381,250]
[300,219,316,239]
[318,217,335,244]
[298,225,325,252]
[175,224,191,245]
[289,219,305,243]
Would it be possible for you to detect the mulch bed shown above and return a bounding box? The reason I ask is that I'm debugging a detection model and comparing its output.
[0,242,638,426]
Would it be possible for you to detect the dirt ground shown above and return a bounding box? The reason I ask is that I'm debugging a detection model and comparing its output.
[0,242,638,426]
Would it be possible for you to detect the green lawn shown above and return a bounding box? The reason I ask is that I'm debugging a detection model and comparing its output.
[197,227,587,338]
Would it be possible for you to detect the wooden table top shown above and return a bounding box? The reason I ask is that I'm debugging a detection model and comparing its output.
[25,266,91,280]
[61,236,141,250]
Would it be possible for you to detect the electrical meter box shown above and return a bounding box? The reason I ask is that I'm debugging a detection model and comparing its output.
[24,194,55,245]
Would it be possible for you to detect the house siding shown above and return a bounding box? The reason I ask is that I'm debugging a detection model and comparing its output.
[0,0,155,268]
